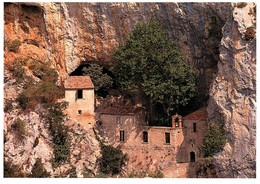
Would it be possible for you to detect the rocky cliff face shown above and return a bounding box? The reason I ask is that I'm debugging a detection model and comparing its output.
[207,2,256,178]
[4,2,256,178]
[4,2,231,101]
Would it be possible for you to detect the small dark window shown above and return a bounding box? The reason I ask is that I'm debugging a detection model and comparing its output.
[116,117,121,123]
[190,151,195,162]
[143,131,148,143]
[165,133,170,144]
[175,117,179,127]
[77,89,83,99]
[193,123,197,133]
[120,130,124,142]
[78,110,82,115]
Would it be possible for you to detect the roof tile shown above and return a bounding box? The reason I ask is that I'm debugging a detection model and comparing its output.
[183,107,207,121]
[64,76,94,89]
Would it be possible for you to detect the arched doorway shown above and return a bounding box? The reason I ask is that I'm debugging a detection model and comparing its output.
[190,151,195,162]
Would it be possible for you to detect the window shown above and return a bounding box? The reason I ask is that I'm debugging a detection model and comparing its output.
[120,130,125,142]
[193,123,197,133]
[165,133,170,144]
[190,151,196,162]
[143,131,148,143]
[175,117,179,127]
[77,89,83,99]
[78,110,82,116]
[116,117,121,123]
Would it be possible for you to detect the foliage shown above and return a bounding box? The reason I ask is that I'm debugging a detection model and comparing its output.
[29,60,58,83]
[201,118,226,157]
[148,169,164,178]
[4,159,26,178]
[29,158,50,178]
[94,128,128,176]
[7,39,21,52]
[16,60,62,110]
[207,16,222,40]
[45,102,71,166]
[97,144,128,175]
[7,59,26,84]
[112,18,198,124]
[4,99,13,112]
[11,118,27,141]
[64,166,77,178]
[94,173,108,178]
[82,63,113,91]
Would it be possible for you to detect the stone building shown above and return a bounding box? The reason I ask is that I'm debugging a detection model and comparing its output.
[99,106,207,176]
[64,76,95,129]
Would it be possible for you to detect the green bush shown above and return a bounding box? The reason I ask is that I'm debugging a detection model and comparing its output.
[4,99,13,112]
[4,159,26,178]
[11,118,27,141]
[45,102,70,166]
[97,144,128,175]
[201,118,226,157]
[148,169,164,178]
[29,158,50,178]
[8,39,21,52]
[7,60,25,84]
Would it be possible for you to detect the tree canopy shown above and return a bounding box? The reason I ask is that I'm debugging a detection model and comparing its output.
[82,63,113,92]
[112,18,198,125]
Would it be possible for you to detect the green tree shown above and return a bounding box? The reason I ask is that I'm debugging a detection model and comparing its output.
[201,118,226,157]
[97,144,128,175]
[112,18,198,124]
[29,158,50,178]
[82,63,113,92]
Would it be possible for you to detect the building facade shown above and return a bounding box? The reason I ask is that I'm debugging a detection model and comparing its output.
[99,106,207,175]
[64,76,95,129]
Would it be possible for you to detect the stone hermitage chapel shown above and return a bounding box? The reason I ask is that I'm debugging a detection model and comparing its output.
[64,76,207,176]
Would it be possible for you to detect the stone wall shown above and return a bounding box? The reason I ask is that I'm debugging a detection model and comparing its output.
[64,88,95,128]
[99,113,207,177]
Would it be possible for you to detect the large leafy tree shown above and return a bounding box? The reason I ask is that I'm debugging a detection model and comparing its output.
[82,63,113,92]
[112,18,198,125]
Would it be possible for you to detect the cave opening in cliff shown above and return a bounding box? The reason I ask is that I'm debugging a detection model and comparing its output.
[70,63,117,97]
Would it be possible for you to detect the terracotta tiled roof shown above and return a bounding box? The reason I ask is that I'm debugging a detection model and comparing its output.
[64,76,94,89]
[100,106,143,115]
[183,107,207,121]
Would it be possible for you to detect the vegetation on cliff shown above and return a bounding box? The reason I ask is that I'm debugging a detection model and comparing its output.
[94,129,128,176]
[82,63,113,92]
[112,18,198,125]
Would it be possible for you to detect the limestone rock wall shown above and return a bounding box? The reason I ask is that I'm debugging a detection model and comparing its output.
[4,2,231,100]
[207,2,256,178]
[4,2,256,178]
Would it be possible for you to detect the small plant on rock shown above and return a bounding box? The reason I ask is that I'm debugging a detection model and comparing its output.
[11,118,27,142]
[29,158,50,178]
[7,39,21,52]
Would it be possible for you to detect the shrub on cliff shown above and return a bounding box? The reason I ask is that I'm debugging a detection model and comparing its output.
[11,118,27,142]
[4,159,26,178]
[112,18,198,125]
[97,144,128,175]
[201,118,226,157]
[7,59,25,84]
[7,39,21,52]
[45,102,70,166]
[29,158,50,178]
[17,60,63,110]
